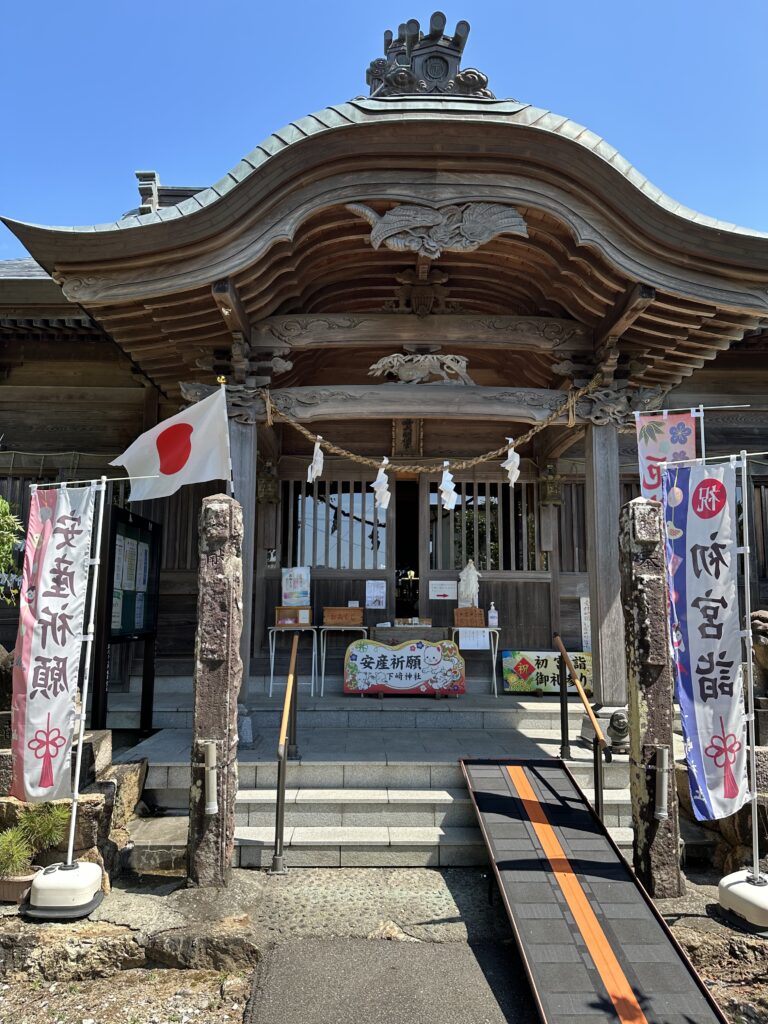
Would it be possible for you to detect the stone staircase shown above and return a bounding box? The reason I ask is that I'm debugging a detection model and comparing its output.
[121,696,634,871]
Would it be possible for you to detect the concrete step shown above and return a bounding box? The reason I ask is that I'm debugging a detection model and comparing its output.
[143,754,630,812]
[126,815,635,872]
[110,695,593,733]
[235,788,477,828]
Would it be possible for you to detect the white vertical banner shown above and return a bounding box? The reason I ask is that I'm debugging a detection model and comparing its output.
[11,484,96,801]
[663,462,748,820]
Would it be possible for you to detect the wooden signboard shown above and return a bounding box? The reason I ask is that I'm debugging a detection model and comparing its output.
[502,650,592,695]
[344,638,465,696]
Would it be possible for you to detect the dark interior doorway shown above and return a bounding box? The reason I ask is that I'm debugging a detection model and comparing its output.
[395,479,420,618]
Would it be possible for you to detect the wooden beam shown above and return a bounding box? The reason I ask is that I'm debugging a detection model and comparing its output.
[181,382,618,428]
[595,283,656,377]
[212,279,251,337]
[252,314,593,353]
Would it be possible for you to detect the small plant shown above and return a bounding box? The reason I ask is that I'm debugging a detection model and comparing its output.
[17,802,70,855]
[0,496,22,606]
[0,826,33,877]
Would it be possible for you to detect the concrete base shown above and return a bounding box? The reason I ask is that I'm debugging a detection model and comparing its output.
[718,868,768,934]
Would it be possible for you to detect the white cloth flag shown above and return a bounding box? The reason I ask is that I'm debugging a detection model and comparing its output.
[12,484,96,801]
[663,462,748,820]
[111,388,230,501]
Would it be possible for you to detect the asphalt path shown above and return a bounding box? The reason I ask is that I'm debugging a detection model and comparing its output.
[246,937,538,1024]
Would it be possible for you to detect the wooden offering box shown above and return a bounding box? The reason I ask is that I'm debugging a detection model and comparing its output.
[453,607,486,627]
[323,606,364,626]
[275,606,312,626]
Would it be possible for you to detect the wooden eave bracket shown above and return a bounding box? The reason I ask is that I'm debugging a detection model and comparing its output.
[595,283,656,379]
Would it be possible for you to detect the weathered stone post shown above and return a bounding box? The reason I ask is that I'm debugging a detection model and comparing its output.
[619,497,684,897]
[188,495,243,886]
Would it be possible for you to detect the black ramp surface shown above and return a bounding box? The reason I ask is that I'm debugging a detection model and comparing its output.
[462,759,728,1024]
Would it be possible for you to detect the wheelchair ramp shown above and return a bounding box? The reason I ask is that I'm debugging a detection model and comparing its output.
[461,759,727,1024]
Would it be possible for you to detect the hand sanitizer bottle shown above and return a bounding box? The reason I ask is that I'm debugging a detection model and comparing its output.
[488,601,499,627]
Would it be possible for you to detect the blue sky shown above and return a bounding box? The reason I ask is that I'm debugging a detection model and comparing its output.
[2,1,766,259]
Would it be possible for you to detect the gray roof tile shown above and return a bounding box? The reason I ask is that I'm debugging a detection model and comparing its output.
[0,258,51,280]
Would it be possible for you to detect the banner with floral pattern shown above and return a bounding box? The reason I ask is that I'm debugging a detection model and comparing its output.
[635,412,697,502]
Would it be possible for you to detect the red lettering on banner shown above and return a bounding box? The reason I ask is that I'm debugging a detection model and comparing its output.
[691,478,727,519]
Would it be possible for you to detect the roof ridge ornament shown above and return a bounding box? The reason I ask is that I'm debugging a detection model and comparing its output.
[366,11,495,99]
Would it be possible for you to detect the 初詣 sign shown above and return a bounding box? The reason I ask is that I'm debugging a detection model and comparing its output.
[11,485,96,801]
[663,463,748,820]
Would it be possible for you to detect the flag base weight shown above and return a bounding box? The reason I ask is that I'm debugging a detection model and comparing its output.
[718,868,768,935]
[19,861,104,921]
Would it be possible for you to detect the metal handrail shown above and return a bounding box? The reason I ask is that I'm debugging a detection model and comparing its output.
[553,632,612,822]
[270,635,300,874]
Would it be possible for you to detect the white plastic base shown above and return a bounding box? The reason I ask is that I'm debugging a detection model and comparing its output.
[718,868,768,932]
[21,861,104,920]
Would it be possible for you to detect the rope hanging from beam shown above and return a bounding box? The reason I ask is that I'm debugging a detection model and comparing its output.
[258,373,603,474]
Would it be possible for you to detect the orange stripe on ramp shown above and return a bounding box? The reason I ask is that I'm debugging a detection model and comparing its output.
[506,765,649,1024]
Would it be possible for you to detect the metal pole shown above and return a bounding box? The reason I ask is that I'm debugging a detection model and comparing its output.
[698,404,706,461]
[593,737,604,822]
[271,751,288,874]
[66,476,107,866]
[288,679,299,760]
[558,655,571,760]
[740,451,766,886]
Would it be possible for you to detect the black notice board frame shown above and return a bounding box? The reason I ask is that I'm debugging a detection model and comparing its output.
[92,503,163,732]
[107,507,162,640]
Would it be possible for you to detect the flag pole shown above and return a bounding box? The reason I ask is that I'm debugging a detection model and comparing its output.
[65,475,108,865]
[219,376,235,499]
[739,451,766,886]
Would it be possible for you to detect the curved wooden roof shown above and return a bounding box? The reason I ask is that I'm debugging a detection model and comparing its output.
[4,96,768,396]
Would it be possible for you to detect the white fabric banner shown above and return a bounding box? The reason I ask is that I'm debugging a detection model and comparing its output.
[11,484,96,801]
[664,462,748,820]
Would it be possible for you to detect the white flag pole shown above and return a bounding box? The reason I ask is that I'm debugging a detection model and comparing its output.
[219,377,235,499]
[739,451,766,886]
[65,475,108,866]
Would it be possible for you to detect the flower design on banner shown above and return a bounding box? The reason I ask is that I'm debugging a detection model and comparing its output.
[704,716,742,800]
[671,451,688,462]
[28,713,67,790]
[669,422,693,446]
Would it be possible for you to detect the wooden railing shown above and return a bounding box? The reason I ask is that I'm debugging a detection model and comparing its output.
[270,635,299,873]
[553,632,612,821]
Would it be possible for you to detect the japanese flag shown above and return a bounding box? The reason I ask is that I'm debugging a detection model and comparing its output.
[111,388,231,501]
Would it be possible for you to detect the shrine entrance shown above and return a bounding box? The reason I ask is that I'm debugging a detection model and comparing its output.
[395,478,420,619]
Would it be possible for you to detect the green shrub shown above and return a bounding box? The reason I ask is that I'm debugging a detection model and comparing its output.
[17,803,70,854]
[0,827,33,877]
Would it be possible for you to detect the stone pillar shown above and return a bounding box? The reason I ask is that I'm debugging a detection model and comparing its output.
[619,497,684,898]
[229,416,257,684]
[188,495,243,887]
[585,423,627,705]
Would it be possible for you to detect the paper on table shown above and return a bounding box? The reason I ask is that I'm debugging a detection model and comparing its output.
[457,628,490,650]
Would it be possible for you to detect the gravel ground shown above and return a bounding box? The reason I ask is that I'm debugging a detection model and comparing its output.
[0,866,765,1024]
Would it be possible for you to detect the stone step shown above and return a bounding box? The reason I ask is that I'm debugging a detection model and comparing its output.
[143,755,630,812]
[126,816,635,871]
[235,788,477,828]
[110,697,592,733]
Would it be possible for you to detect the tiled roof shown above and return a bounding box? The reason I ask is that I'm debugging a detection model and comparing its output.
[0,258,51,280]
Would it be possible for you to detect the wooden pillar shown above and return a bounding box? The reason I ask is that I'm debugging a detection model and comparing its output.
[585,424,627,705]
[229,416,257,683]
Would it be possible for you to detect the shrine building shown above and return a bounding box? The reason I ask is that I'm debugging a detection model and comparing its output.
[2,12,768,721]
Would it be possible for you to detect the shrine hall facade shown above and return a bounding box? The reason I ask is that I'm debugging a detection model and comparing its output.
[2,13,768,709]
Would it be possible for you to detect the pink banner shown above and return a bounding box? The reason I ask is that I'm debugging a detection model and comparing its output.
[11,485,95,801]
[635,412,697,502]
